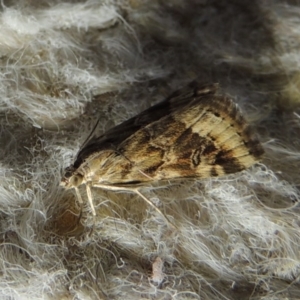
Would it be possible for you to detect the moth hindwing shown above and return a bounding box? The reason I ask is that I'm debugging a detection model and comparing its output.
[61,81,263,217]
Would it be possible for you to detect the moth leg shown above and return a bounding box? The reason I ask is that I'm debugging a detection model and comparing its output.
[137,169,153,180]
[74,187,83,204]
[73,187,85,219]
[86,184,96,216]
[130,188,177,229]
[92,184,176,228]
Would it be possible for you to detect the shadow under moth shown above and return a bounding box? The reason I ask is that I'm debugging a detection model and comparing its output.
[61,81,264,218]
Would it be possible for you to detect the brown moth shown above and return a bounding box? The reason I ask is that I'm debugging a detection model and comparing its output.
[61,82,264,216]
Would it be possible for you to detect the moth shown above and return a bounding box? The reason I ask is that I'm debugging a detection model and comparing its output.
[61,81,264,217]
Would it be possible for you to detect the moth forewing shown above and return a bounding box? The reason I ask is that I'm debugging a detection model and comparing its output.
[61,82,263,219]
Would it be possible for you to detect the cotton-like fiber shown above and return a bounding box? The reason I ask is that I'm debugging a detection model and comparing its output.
[1,1,300,299]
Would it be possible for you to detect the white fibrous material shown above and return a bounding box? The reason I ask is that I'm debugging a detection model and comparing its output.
[0,1,300,299]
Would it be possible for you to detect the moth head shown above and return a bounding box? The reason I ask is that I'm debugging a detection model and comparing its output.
[60,166,84,189]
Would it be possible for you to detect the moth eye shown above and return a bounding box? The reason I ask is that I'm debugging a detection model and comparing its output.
[70,174,83,187]
[64,166,75,179]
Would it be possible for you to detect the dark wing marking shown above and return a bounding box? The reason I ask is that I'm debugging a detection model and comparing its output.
[114,92,264,182]
[73,82,218,168]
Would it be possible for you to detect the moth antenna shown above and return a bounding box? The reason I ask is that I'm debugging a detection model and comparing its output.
[79,118,101,151]
[86,184,96,216]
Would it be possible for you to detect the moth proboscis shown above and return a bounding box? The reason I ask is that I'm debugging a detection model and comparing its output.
[61,81,264,223]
